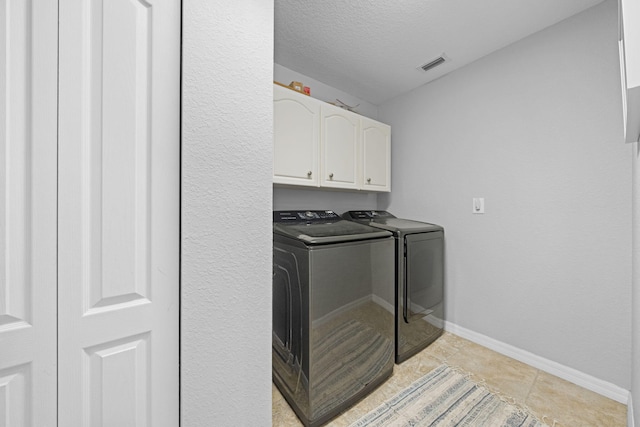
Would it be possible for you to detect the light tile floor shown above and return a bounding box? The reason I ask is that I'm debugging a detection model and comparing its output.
[272,332,627,426]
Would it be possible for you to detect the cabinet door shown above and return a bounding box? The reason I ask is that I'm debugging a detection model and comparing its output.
[321,104,359,189]
[58,0,180,425]
[362,117,391,192]
[274,85,320,186]
[0,1,58,424]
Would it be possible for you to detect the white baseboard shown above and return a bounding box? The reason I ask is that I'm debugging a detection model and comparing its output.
[444,321,630,405]
[630,393,635,427]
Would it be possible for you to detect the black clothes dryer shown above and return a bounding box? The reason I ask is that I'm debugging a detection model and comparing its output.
[343,210,444,364]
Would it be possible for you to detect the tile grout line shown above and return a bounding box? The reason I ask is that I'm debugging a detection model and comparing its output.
[524,368,541,403]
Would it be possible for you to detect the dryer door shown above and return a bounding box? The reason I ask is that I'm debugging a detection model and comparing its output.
[403,231,444,323]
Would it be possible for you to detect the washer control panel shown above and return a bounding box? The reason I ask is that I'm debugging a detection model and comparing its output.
[273,210,340,223]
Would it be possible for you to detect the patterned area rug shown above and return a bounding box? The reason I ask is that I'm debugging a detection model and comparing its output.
[349,365,548,427]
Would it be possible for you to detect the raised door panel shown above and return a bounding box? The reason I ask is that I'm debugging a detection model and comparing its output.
[620,0,640,142]
[83,334,150,425]
[362,118,391,192]
[0,0,58,425]
[321,105,359,189]
[274,85,319,186]
[58,0,180,425]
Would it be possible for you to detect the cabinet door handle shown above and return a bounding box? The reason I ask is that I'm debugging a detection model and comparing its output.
[307,171,312,177]
[329,173,334,179]
[367,177,371,183]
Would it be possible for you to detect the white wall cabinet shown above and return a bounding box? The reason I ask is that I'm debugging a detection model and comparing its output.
[274,85,320,186]
[274,84,391,192]
[362,117,391,192]
[619,0,640,143]
[321,104,360,189]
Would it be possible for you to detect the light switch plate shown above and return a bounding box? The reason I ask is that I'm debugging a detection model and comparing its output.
[473,198,485,214]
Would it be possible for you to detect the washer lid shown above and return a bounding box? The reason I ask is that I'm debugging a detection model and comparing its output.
[273,210,392,244]
[368,218,443,234]
[343,211,443,234]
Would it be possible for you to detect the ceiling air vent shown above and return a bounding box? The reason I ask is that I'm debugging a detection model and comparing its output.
[417,54,449,73]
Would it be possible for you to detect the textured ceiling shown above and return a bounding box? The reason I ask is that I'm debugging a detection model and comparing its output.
[274,0,606,105]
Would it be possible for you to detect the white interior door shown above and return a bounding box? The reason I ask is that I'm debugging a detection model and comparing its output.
[0,1,58,425]
[58,0,180,425]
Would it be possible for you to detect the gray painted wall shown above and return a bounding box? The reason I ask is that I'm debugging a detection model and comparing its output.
[273,187,379,214]
[378,0,632,388]
[274,63,379,119]
[182,1,273,425]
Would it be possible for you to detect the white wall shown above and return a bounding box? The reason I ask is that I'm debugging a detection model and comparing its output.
[273,64,382,213]
[182,1,273,425]
[379,0,632,388]
[633,140,639,422]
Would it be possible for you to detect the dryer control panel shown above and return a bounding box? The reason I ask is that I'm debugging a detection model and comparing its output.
[343,210,396,220]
